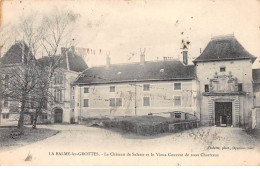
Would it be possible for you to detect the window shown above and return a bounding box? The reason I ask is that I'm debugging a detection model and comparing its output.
[54,89,62,102]
[116,98,122,107]
[220,67,226,72]
[41,114,47,120]
[143,84,150,91]
[205,84,209,92]
[109,98,122,107]
[54,75,63,84]
[109,98,115,107]
[110,86,115,92]
[83,99,89,107]
[72,109,74,112]
[238,83,243,92]
[3,96,8,108]
[72,95,75,100]
[174,83,181,90]
[143,97,150,107]
[174,113,181,119]
[2,114,9,119]
[174,96,181,106]
[84,87,89,93]
[72,87,75,91]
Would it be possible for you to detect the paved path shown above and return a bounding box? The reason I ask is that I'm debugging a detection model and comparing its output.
[0,125,259,165]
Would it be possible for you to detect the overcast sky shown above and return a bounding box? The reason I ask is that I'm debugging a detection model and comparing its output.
[2,0,260,68]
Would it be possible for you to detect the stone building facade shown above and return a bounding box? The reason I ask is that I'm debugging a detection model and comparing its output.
[0,43,87,125]
[1,35,260,129]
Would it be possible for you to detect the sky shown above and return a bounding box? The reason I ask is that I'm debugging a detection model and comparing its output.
[1,0,260,68]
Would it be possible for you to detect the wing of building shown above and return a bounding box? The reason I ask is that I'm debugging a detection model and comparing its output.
[73,59,196,119]
[0,44,88,125]
[0,41,36,125]
[194,35,257,128]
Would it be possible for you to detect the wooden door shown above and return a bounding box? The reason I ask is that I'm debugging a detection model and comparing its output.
[54,109,63,123]
[215,102,232,126]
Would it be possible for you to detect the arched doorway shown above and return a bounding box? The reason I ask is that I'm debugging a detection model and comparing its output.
[54,108,63,123]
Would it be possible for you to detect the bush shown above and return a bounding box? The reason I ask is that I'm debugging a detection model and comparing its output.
[80,117,110,126]
[102,116,189,136]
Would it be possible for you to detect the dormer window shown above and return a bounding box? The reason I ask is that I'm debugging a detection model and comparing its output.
[220,66,226,72]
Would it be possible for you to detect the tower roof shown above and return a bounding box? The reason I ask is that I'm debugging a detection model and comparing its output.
[0,41,34,65]
[194,35,256,63]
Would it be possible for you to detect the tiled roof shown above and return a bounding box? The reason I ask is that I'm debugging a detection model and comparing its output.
[75,60,195,85]
[67,51,88,72]
[0,41,34,65]
[194,35,256,63]
[37,51,88,72]
[253,69,260,83]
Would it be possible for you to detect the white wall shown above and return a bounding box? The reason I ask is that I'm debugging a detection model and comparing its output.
[74,80,196,120]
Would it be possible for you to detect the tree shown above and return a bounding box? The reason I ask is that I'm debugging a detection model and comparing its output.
[0,9,80,132]
[0,44,38,133]
[31,9,79,129]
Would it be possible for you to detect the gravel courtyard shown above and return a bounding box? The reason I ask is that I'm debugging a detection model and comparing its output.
[0,125,259,165]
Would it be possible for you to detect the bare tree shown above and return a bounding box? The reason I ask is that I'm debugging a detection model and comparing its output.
[0,48,38,133]
[0,9,80,132]
[31,9,80,129]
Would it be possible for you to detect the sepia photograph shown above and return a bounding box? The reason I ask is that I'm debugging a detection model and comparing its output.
[0,0,259,166]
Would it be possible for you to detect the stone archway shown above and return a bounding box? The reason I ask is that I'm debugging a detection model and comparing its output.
[54,108,63,123]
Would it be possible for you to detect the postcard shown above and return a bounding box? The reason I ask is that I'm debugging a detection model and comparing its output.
[0,0,259,166]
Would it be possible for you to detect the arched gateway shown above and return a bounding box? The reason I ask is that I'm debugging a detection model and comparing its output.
[54,108,63,123]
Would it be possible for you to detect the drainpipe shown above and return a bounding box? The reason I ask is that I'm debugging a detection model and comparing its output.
[79,85,82,124]
[243,66,245,129]
[135,82,137,116]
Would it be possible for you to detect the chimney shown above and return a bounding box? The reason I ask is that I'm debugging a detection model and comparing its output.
[71,46,75,57]
[140,48,145,65]
[200,48,202,54]
[61,47,66,57]
[106,56,111,69]
[183,50,188,65]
